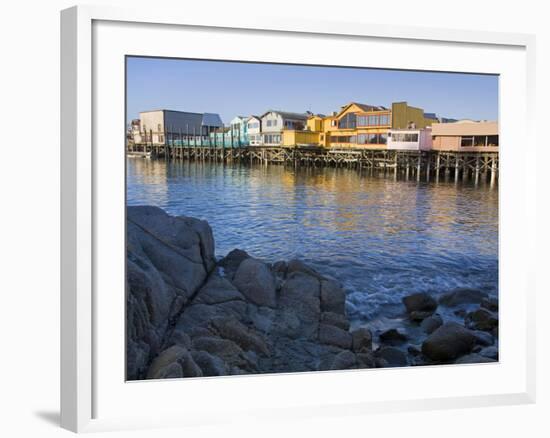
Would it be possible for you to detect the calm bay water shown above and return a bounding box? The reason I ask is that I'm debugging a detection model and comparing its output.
[127,158,498,331]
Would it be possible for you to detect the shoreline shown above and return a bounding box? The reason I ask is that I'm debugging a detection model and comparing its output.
[127,206,499,380]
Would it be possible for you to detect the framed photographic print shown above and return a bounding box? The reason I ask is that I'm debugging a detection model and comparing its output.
[61,4,536,433]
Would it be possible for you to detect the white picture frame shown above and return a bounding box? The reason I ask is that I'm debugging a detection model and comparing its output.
[60,4,537,433]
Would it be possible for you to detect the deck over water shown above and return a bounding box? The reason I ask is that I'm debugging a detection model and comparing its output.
[128,144,499,182]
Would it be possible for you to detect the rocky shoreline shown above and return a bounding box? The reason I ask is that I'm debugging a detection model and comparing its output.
[127,206,498,380]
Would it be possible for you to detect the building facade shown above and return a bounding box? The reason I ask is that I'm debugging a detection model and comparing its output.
[260,110,309,146]
[133,109,223,145]
[279,101,440,150]
[431,120,499,152]
[230,116,249,146]
[246,116,262,146]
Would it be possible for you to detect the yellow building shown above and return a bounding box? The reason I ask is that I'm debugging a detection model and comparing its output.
[281,101,439,149]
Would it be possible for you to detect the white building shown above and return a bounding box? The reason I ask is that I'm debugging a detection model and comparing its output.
[387,128,432,151]
[246,116,262,146]
[260,110,309,146]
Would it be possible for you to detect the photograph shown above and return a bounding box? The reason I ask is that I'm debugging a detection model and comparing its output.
[125,56,499,381]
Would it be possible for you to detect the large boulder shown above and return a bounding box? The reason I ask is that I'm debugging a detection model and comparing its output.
[126,206,215,380]
[278,271,321,338]
[232,258,277,308]
[422,322,476,362]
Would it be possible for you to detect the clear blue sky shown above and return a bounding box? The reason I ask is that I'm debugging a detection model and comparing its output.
[126,56,498,124]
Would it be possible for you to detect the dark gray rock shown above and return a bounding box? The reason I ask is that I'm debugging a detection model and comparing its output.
[192,336,251,370]
[472,330,494,346]
[146,346,203,379]
[421,322,476,362]
[278,271,321,339]
[218,249,250,279]
[455,353,497,364]
[319,323,352,349]
[479,346,499,360]
[320,279,346,315]
[126,206,215,380]
[375,346,408,367]
[233,258,277,308]
[351,327,373,353]
[330,351,357,370]
[356,351,376,368]
[480,297,499,312]
[465,308,498,332]
[190,351,228,376]
[320,311,350,330]
[421,314,443,334]
[287,259,322,279]
[211,317,270,356]
[379,328,408,346]
[402,293,437,317]
[439,288,488,306]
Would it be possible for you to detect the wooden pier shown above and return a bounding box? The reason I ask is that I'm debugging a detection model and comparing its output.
[127,143,499,182]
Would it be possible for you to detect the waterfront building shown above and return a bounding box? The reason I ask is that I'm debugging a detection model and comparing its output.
[431,120,499,152]
[260,110,310,146]
[133,109,223,145]
[280,101,439,150]
[246,116,262,146]
[230,116,249,146]
[387,128,433,151]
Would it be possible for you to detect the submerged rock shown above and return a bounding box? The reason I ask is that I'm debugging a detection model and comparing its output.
[465,308,498,332]
[439,288,488,307]
[402,292,437,320]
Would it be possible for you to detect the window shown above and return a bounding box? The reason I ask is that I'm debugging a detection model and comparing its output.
[461,136,474,147]
[338,113,357,129]
[331,120,337,127]
[379,133,388,144]
[357,116,367,127]
[474,136,487,147]
[487,135,499,146]
[331,135,356,143]
[392,133,419,142]
[368,115,378,126]
[158,124,162,132]
[379,114,389,125]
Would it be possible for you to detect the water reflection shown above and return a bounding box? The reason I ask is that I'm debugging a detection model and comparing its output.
[127,158,498,325]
